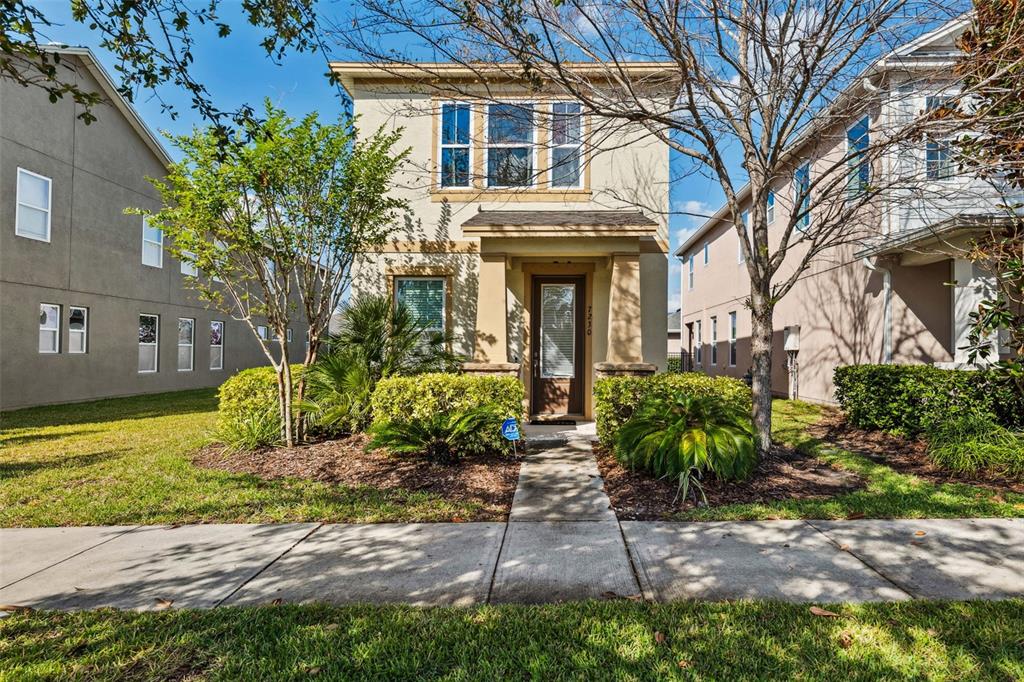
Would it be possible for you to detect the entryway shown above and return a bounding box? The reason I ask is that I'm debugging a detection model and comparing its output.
[529,275,586,417]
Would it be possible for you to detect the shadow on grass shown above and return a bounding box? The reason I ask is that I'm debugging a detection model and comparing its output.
[0,451,121,481]
[1,601,1022,680]
[0,389,219,431]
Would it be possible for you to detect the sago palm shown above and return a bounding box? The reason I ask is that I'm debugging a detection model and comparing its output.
[615,395,756,503]
[367,407,499,464]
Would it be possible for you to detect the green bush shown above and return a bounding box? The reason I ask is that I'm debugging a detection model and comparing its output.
[926,412,1024,477]
[833,364,1022,436]
[216,409,282,452]
[616,395,756,502]
[217,365,302,447]
[371,373,524,455]
[367,407,500,463]
[594,373,752,447]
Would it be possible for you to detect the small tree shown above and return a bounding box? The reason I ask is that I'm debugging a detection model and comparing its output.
[145,101,408,446]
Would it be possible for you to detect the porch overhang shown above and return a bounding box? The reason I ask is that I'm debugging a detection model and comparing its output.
[855,214,1015,266]
[461,209,660,239]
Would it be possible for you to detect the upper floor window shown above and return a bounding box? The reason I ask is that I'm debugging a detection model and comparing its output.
[703,241,710,265]
[39,303,60,354]
[738,211,749,264]
[180,251,198,277]
[766,191,775,224]
[688,254,695,290]
[926,96,955,180]
[847,116,870,199]
[440,102,471,188]
[142,217,163,268]
[257,325,269,341]
[794,162,811,230]
[16,168,52,242]
[551,102,582,188]
[395,276,446,334]
[69,306,88,354]
[486,103,534,188]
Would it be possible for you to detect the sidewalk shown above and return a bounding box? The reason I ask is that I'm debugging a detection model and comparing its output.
[3,436,1023,611]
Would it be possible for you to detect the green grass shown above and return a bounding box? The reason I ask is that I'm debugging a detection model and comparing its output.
[676,400,1024,521]
[0,389,492,527]
[1,601,1022,680]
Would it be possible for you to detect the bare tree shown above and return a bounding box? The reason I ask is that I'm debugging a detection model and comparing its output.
[332,0,968,451]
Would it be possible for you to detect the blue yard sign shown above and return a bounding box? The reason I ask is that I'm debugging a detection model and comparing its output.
[501,417,520,442]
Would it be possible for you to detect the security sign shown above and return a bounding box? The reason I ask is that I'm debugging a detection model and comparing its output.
[501,417,520,442]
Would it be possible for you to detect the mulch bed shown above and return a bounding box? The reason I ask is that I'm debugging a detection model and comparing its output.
[809,409,1024,494]
[194,434,521,520]
[595,443,863,521]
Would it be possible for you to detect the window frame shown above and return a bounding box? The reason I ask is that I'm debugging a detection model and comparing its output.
[549,101,583,189]
[439,101,473,189]
[703,241,710,266]
[484,102,537,189]
[180,251,198,277]
[138,313,159,373]
[710,315,718,366]
[141,216,164,268]
[257,325,269,341]
[39,303,61,354]
[728,311,737,367]
[177,317,195,372]
[210,320,224,371]
[925,96,956,181]
[394,275,447,335]
[694,319,703,366]
[68,305,88,354]
[766,191,775,225]
[846,116,871,200]
[688,254,695,290]
[794,162,811,230]
[16,168,52,243]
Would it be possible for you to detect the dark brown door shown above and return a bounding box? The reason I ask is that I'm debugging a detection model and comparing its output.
[531,275,585,415]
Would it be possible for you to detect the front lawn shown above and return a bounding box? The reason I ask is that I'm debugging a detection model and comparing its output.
[676,400,1024,521]
[2,601,1022,680]
[0,390,503,527]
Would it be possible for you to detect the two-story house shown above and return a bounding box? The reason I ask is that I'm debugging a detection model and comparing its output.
[675,19,1017,404]
[0,47,303,410]
[332,63,671,420]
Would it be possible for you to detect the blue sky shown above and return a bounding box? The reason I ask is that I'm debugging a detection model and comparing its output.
[37,0,724,311]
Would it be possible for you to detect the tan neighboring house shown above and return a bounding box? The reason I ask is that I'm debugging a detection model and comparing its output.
[675,20,1018,405]
[331,63,671,419]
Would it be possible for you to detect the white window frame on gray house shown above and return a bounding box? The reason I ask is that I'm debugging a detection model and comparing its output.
[69,306,88,354]
[39,303,60,354]
[257,325,269,341]
[16,168,52,242]
[138,313,159,373]
[180,251,198,277]
[210,320,224,370]
[177,318,194,372]
[550,102,583,188]
[141,216,163,268]
[485,102,536,188]
[394,276,446,334]
[439,102,472,188]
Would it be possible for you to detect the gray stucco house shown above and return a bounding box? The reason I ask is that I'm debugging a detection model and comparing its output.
[1,47,301,410]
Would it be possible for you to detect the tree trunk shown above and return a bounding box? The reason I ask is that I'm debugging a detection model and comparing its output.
[278,360,294,447]
[749,288,775,456]
[294,336,319,443]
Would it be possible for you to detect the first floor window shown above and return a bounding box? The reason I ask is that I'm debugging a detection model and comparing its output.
[440,102,471,188]
[694,320,703,365]
[729,311,737,367]
[17,168,52,242]
[210,321,224,370]
[257,325,269,340]
[710,316,718,366]
[69,306,88,353]
[395,277,445,334]
[286,328,293,342]
[177,318,194,371]
[39,303,60,353]
[139,314,159,372]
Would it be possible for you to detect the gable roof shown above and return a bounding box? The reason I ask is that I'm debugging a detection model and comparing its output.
[673,16,971,259]
[41,45,173,168]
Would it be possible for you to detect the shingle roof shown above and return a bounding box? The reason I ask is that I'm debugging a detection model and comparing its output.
[462,210,658,228]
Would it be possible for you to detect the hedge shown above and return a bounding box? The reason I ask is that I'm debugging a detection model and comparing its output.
[218,364,303,427]
[833,364,1024,436]
[371,373,525,454]
[594,373,752,447]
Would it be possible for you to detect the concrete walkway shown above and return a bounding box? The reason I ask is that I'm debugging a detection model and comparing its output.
[3,435,1024,610]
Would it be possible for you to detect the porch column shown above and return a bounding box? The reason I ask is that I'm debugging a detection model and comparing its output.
[596,253,656,379]
[952,258,997,365]
[463,252,520,377]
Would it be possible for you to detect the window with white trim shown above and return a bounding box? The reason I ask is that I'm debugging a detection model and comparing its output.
[550,102,582,188]
[486,103,534,188]
[847,116,870,199]
[177,318,194,371]
[69,306,88,354]
[794,162,811,230]
[180,251,198,277]
[766,191,775,224]
[688,254,695,290]
[16,169,52,242]
[728,311,737,367]
[39,303,60,353]
[286,328,293,342]
[141,217,163,268]
[703,241,710,265]
[257,325,269,341]
[926,96,955,180]
[210,320,224,370]
[694,319,702,366]
[440,102,471,188]
[395,277,446,334]
[138,314,159,372]
[710,315,718,366]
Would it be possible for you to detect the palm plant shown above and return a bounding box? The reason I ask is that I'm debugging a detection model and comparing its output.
[615,395,757,503]
[366,407,498,464]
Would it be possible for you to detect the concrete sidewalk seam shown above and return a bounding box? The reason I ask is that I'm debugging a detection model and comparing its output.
[0,525,142,591]
[803,519,917,600]
[485,518,511,605]
[213,523,324,607]
[615,519,646,600]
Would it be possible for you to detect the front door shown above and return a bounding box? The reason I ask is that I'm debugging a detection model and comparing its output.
[531,276,585,415]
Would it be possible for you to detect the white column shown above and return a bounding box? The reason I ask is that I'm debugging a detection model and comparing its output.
[951,258,997,365]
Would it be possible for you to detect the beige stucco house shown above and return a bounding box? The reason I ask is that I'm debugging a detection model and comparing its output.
[332,63,671,419]
[675,20,1017,405]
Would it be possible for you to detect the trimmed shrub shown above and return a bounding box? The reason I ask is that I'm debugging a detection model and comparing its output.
[371,373,524,455]
[926,412,1024,477]
[217,365,302,447]
[594,373,752,447]
[833,364,1023,436]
